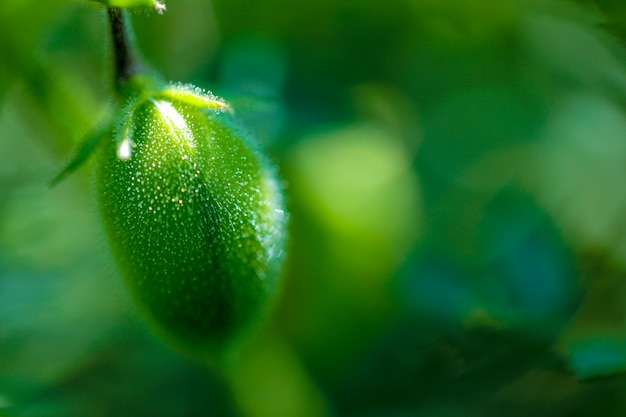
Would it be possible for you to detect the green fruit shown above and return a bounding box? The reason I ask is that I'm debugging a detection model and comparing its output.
[97,83,287,354]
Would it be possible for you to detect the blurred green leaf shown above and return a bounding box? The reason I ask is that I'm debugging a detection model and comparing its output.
[5,0,626,415]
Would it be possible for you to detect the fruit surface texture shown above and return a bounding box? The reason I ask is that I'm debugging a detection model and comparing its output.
[97,87,287,352]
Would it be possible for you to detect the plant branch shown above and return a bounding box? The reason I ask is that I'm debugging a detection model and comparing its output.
[107,7,140,90]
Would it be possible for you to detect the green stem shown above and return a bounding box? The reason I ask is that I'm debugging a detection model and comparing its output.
[107,7,140,91]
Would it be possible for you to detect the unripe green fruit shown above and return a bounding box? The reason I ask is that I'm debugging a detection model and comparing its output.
[97,84,287,354]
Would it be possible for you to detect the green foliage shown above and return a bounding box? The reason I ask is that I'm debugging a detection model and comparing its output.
[5,0,626,416]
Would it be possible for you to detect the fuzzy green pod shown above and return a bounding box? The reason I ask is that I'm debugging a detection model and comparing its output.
[97,84,287,354]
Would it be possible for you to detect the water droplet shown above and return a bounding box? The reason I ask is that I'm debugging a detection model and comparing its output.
[117,138,132,160]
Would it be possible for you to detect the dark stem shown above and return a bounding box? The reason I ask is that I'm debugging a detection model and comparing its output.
[107,8,140,90]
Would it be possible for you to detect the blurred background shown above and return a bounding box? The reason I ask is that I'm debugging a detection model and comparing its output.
[4,0,626,415]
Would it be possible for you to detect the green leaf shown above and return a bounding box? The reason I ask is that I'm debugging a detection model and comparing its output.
[567,337,626,380]
[48,122,109,187]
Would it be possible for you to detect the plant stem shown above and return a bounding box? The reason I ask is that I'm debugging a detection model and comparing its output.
[107,7,140,91]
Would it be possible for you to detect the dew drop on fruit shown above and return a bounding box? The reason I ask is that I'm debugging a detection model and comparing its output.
[117,137,132,160]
